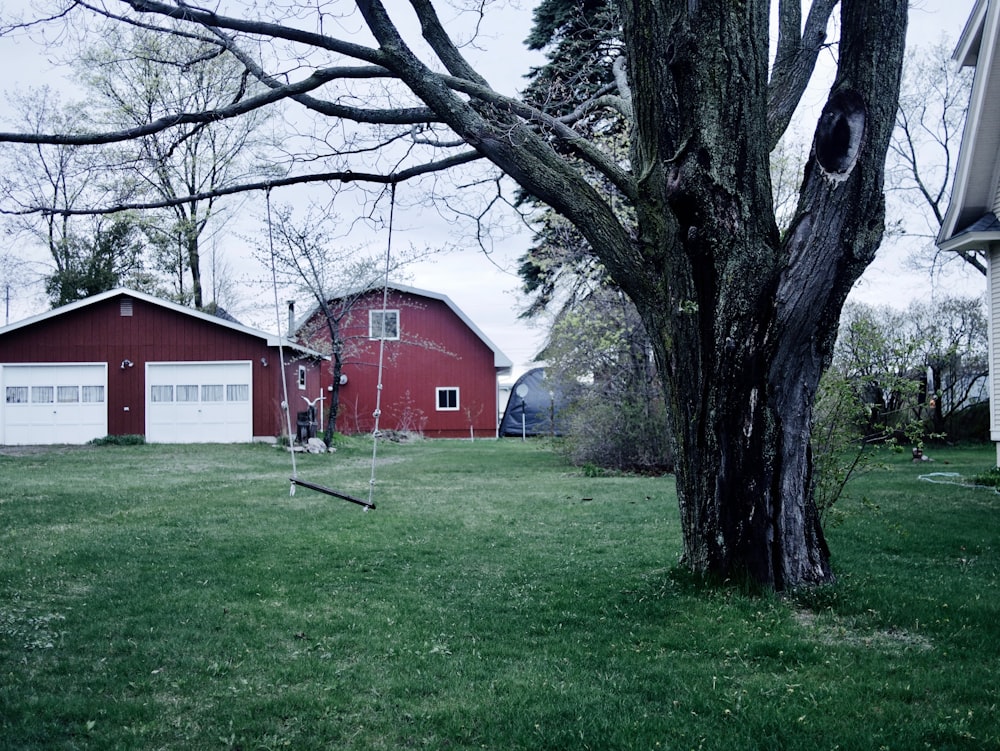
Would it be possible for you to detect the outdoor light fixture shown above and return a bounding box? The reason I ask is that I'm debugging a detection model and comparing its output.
[120,359,133,370]
[261,357,268,367]
[515,383,529,442]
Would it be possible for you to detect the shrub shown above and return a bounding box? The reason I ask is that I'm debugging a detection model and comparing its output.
[970,466,1000,488]
[87,434,146,446]
[562,389,673,474]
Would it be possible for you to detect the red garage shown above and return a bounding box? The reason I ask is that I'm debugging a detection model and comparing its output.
[0,288,327,445]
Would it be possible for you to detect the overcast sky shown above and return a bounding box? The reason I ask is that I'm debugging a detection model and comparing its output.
[0,0,983,379]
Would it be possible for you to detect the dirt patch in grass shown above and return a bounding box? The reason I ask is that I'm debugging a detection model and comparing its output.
[793,607,933,652]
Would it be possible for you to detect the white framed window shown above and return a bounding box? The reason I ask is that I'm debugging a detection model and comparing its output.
[436,387,459,411]
[32,386,54,404]
[82,386,105,403]
[297,365,307,390]
[150,385,174,403]
[227,384,249,402]
[57,386,80,403]
[176,385,199,402]
[201,384,224,402]
[369,310,400,340]
[5,386,28,404]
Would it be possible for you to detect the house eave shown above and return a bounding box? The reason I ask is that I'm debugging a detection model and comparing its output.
[938,231,1000,254]
[939,0,1000,243]
[299,282,513,371]
[955,0,989,67]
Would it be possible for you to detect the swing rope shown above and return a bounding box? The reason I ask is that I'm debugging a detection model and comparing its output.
[266,182,398,511]
[265,186,299,494]
[366,180,397,507]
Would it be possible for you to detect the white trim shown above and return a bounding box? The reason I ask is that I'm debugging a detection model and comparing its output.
[0,288,327,360]
[435,386,460,411]
[938,229,1000,254]
[955,0,989,67]
[295,282,512,372]
[1,362,109,445]
[940,0,1000,245]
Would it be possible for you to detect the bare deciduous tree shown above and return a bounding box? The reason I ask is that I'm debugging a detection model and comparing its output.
[890,37,977,274]
[78,23,275,308]
[257,200,403,443]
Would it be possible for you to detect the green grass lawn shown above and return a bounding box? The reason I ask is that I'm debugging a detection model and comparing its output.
[1,438,998,750]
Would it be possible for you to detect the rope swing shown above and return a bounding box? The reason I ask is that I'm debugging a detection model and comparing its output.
[267,182,399,511]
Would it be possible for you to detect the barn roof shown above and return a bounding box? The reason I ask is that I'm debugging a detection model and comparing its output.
[939,0,1000,251]
[0,287,328,360]
[294,282,513,373]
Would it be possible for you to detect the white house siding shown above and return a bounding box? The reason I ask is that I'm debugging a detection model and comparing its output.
[990,248,1000,448]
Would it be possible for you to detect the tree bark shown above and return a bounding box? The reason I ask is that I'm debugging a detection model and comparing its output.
[185,224,203,309]
[613,0,907,587]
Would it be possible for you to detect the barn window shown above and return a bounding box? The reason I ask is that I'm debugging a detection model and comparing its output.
[227,384,249,402]
[150,385,174,402]
[5,386,28,404]
[32,386,54,403]
[297,365,307,390]
[436,387,459,411]
[369,310,400,340]
[201,384,224,402]
[120,298,133,316]
[57,386,79,403]
[82,386,105,403]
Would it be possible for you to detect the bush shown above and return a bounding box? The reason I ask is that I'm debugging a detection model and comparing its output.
[970,466,1000,488]
[88,434,146,446]
[562,391,673,474]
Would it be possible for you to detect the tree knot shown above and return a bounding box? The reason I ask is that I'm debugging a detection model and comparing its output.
[814,89,866,182]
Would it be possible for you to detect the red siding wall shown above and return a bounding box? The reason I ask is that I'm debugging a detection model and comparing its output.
[303,290,499,438]
[0,294,324,439]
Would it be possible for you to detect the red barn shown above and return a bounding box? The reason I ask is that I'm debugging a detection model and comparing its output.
[295,284,512,439]
[0,288,327,445]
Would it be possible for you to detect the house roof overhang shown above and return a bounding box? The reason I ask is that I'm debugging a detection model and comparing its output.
[938,0,1000,249]
[0,287,329,361]
[938,212,1000,254]
[296,282,513,375]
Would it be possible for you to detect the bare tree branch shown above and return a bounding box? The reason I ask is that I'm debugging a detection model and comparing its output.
[0,149,486,216]
[0,64,435,146]
[767,0,839,149]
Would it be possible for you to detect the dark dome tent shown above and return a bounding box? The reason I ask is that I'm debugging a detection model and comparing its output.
[500,368,568,437]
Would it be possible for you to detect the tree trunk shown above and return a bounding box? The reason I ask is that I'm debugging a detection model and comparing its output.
[323,348,343,446]
[617,0,906,588]
[321,306,343,446]
[185,224,203,309]
[358,0,906,589]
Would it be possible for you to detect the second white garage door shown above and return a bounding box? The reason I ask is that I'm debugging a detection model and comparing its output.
[146,361,253,443]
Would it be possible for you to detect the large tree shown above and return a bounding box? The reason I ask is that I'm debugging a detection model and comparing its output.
[0,0,908,589]
[78,22,273,308]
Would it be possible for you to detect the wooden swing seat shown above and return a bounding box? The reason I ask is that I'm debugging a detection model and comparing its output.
[290,477,376,510]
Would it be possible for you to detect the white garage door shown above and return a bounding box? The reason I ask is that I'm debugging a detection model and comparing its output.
[2,363,108,445]
[146,361,253,443]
